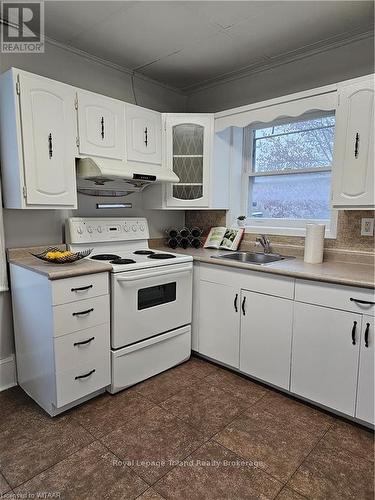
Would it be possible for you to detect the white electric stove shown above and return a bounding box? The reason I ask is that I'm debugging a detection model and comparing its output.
[66,217,193,393]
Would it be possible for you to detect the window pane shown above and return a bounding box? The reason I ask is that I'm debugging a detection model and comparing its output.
[249,172,331,219]
[253,115,335,173]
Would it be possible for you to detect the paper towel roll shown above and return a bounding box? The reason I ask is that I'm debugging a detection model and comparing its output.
[304,224,325,264]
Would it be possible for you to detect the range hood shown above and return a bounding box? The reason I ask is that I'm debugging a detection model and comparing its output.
[76,157,179,195]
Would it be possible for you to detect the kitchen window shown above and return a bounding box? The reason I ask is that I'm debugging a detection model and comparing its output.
[242,112,338,237]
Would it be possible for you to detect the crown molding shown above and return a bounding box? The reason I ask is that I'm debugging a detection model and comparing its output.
[183,27,374,95]
[44,36,186,96]
[0,18,185,96]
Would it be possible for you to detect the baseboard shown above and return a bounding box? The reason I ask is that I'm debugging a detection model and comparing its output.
[0,355,17,391]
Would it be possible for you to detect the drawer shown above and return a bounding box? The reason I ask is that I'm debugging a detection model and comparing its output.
[199,263,294,299]
[52,273,109,305]
[53,295,110,337]
[110,325,191,393]
[295,279,375,315]
[54,324,110,372]
[55,356,110,408]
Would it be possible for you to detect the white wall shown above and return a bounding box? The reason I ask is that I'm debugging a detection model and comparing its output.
[187,36,375,112]
[0,40,187,370]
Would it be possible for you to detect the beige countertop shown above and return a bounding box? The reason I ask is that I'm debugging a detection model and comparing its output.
[8,245,112,280]
[155,245,375,289]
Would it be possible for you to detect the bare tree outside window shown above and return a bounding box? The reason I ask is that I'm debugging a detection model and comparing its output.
[248,114,335,220]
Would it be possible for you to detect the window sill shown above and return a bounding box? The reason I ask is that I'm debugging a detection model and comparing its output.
[244,225,336,239]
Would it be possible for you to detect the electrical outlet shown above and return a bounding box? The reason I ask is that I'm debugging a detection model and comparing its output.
[361,218,374,236]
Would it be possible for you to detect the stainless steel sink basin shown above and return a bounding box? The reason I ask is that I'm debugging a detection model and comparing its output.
[212,252,294,265]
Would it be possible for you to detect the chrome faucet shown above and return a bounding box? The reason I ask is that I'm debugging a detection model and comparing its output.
[256,235,271,254]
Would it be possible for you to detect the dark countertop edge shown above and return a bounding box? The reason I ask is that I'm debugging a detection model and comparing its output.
[8,259,112,280]
[192,255,375,289]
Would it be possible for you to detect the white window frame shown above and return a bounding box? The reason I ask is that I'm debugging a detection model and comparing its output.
[240,112,338,239]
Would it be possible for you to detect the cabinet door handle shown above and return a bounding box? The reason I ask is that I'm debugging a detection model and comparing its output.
[354,132,360,158]
[241,296,246,316]
[75,369,95,380]
[48,133,53,159]
[72,308,94,317]
[364,323,370,348]
[74,336,95,347]
[234,293,238,312]
[351,321,357,345]
[350,298,375,305]
[71,285,93,292]
[101,117,104,139]
[144,126,148,147]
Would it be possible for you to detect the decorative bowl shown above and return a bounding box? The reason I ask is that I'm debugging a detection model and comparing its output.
[31,247,92,264]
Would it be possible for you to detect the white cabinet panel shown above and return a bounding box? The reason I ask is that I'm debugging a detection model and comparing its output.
[77,90,125,160]
[291,302,360,416]
[19,73,77,206]
[198,280,240,368]
[356,316,374,424]
[240,291,293,389]
[165,114,213,208]
[332,77,374,208]
[126,104,161,164]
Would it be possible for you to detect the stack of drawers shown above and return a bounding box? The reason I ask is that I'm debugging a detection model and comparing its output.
[52,273,110,408]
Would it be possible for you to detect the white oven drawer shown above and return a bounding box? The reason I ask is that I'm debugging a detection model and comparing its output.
[54,324,110,372]
[111,263,193,348]
[52,273,109,305]
[110,325,191,393]
[55,357,110,408]
[53,295,110,337]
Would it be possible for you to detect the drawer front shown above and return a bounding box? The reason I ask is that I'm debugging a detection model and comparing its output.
[295,279,374,315]
[199,263,294,299]
[55,356,110,408]
[54,324,110,372]
[52,273,109,305]
[53,295,110,337]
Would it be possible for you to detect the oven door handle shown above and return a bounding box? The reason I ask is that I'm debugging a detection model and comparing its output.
[115,266,191,282]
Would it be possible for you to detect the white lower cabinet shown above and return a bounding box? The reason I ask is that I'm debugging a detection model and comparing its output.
[198,280,240,368]
[10,265,110,416]
[240,291,293,389]
[193,264,374,425]
[291,302,361,416]
[356,316,374,424]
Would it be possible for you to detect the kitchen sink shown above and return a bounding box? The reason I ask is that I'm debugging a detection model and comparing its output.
[211,252,294,265]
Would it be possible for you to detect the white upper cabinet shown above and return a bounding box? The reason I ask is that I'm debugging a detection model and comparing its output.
[0,69,77,208]
[142,113,229,210]
[125,104,161,164]
[332,76,374,208]
[165,114,212,208]
[77,90,125,160]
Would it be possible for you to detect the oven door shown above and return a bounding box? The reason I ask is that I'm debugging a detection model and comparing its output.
[111,262,192,348]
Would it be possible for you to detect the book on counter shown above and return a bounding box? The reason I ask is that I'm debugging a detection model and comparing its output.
[204,226,244,251]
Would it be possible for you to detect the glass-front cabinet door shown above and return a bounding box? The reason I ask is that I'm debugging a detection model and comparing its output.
[165,114,213,207]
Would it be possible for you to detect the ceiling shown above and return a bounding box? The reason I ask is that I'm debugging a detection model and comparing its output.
[39,1,374,92]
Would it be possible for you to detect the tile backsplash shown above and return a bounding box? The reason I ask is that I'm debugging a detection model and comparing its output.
[185,210,375,254]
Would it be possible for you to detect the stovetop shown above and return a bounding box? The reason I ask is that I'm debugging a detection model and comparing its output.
[89,249,191,272]
[66,217,192,273]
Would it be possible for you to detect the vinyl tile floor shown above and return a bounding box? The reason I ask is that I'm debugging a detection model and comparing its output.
[0,356,373,500]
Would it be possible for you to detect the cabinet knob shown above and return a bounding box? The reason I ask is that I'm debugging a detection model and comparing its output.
[354,132,360,159]
[48,133,53,159]
[364,323,370,348]
[351,321,357,345]
[101,117,105,140]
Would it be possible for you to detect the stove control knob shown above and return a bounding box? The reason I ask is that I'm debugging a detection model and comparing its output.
[77,226,83,235]
[140,224,145,231]
[97,226,103,233]
[87,226,93,234]
[132,225,137,232]
[123,225,129,232]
